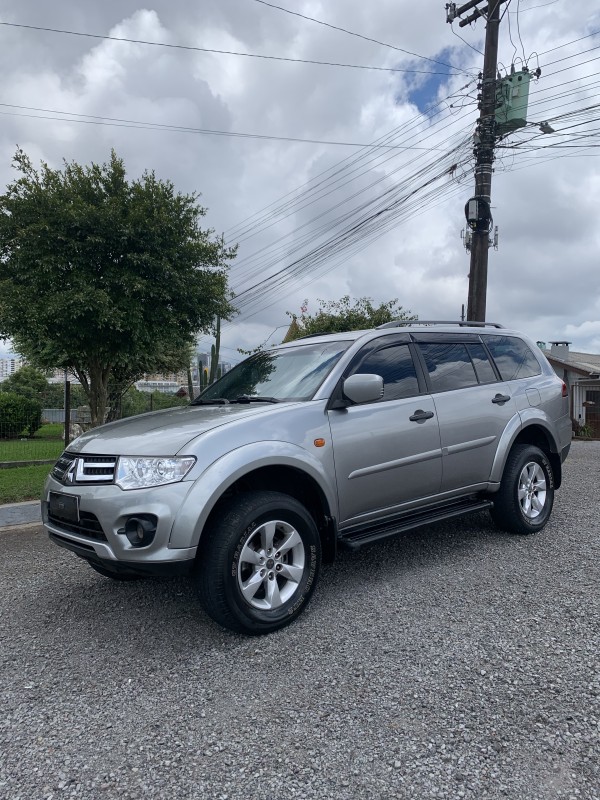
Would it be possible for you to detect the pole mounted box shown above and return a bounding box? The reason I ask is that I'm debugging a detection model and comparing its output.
[495,69,531,136]
[465,196,491,232]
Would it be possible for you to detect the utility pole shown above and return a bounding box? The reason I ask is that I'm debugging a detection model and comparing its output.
[447,0,504,321]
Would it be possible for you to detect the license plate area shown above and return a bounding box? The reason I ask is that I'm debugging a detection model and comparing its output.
[49,492,80,523]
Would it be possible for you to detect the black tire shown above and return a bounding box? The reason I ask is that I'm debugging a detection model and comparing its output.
[490,444,555,535]
[88,562,143,581]
[196,491,321,635]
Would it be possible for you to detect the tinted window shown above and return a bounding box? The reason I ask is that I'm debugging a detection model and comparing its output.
[485,336,542,380]
[467,342,497,383]
[419,343,478,392]
[353,344,419,401]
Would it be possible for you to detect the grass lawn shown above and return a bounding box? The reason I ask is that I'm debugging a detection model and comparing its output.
[0,422,64,463]
[33,423,64,439]
[0,464,51,504]
[0,439,64,462]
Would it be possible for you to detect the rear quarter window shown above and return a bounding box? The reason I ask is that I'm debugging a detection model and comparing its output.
[484,335,542,380]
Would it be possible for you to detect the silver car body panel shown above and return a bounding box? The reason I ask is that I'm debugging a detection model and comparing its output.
[431,382,518,493]
[43,324,570,565]
[328,394,442,524]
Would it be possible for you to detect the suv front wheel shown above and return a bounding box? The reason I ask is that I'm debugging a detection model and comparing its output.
[491,444,555,535]
[196,491,321,635]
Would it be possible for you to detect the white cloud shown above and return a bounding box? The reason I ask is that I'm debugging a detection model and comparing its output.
[0,0,599,361]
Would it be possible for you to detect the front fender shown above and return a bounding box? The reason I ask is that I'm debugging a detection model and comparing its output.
[169,441,338,549]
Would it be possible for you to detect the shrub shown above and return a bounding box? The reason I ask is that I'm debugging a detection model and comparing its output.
[0,392,43,438]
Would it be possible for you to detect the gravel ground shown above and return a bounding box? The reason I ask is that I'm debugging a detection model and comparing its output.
[1,441,599,800]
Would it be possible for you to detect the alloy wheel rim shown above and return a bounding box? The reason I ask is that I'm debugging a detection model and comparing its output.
[517,461,547,519]
[237,520,305,610]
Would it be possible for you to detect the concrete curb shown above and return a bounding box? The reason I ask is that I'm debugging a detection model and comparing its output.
[0,500,42,529]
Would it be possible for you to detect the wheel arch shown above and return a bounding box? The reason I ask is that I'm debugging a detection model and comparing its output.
[201,465,337,563]
[511,424,561,489]
[171,446,338,562]
[491,420,562,490]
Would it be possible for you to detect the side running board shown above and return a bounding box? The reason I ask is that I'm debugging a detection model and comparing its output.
[338,497,492,550]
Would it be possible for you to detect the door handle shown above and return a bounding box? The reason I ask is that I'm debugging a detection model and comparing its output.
[491,393,511,404]
[409,409,435,422]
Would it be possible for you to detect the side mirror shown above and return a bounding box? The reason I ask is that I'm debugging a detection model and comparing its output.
[342,373,384,405]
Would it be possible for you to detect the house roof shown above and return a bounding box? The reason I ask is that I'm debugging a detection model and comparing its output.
[546,350,600,376]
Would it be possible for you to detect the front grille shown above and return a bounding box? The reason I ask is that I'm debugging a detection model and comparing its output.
[51,453,117,484]
[75,455,117,482]
[52,452,76,482]
[47,510,108,541]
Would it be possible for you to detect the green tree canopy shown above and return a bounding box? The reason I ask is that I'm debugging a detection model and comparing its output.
[0,365,48,402]
[0,364,89,408]
[283,296,416,341]
[0,149,235,425]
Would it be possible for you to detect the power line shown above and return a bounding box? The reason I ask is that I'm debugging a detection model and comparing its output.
[227,137,471,315]
[0,20,461,76]
[229,119,475,289]
[250,0,470,74]
[229,108,474,259]
[536,28,600,57]
[223,83,477,242]
[0,102,450,149]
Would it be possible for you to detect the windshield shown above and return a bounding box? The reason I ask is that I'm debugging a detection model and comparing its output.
[193,341,351,403]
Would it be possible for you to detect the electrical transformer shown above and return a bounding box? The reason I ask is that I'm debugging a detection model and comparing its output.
[495,69,531,136]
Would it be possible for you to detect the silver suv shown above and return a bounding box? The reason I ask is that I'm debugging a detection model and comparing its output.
[43,322,571,634]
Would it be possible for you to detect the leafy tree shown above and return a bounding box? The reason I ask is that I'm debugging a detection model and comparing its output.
[0,365,89,410]
[0,392,42,438]
[284,296,416,341]
[0,149,235,426]
[0,366,48,402]
[119,387,188,418]
[42,381,87,410]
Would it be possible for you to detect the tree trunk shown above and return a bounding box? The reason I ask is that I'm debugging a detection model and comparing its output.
[87,362,110,427]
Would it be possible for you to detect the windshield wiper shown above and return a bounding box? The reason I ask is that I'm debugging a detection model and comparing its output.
[233,395,279,404]
[192,397,230,405]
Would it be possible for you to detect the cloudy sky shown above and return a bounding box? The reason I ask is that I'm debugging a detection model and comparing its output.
[1,0,599,363]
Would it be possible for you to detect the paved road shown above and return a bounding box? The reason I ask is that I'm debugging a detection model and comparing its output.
[1,442,599,799]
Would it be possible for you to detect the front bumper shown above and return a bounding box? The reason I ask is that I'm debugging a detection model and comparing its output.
[42,474,197,568]
[48,530,194,576]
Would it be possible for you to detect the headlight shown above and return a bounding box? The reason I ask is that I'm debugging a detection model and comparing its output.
[115,456,196,490]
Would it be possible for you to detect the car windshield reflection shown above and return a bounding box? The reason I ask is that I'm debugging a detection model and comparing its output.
[193,341,351,404]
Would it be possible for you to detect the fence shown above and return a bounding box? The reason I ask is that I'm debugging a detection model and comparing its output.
[1,387,193,466]
[42,408,90,424]
[0,420,64,465]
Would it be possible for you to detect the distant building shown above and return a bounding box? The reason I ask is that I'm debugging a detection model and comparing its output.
[134,380,181,394]
[0,357,24,381]
[47,368,81,385]
[543,341,600,437]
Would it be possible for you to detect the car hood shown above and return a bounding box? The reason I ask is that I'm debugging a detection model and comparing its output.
[66,403,298,456]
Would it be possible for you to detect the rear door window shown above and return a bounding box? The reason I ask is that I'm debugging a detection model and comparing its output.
[484,336,542,380]
[467,342,498,383]
[418,343,478,392]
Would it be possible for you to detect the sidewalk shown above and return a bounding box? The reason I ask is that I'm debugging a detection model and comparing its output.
[0,500,42,529]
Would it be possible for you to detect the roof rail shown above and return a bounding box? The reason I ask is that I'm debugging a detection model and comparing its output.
[376,320,505,330]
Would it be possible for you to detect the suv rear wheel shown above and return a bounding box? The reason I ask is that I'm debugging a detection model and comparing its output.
[196,491,321,635]
[491,444,555,535]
